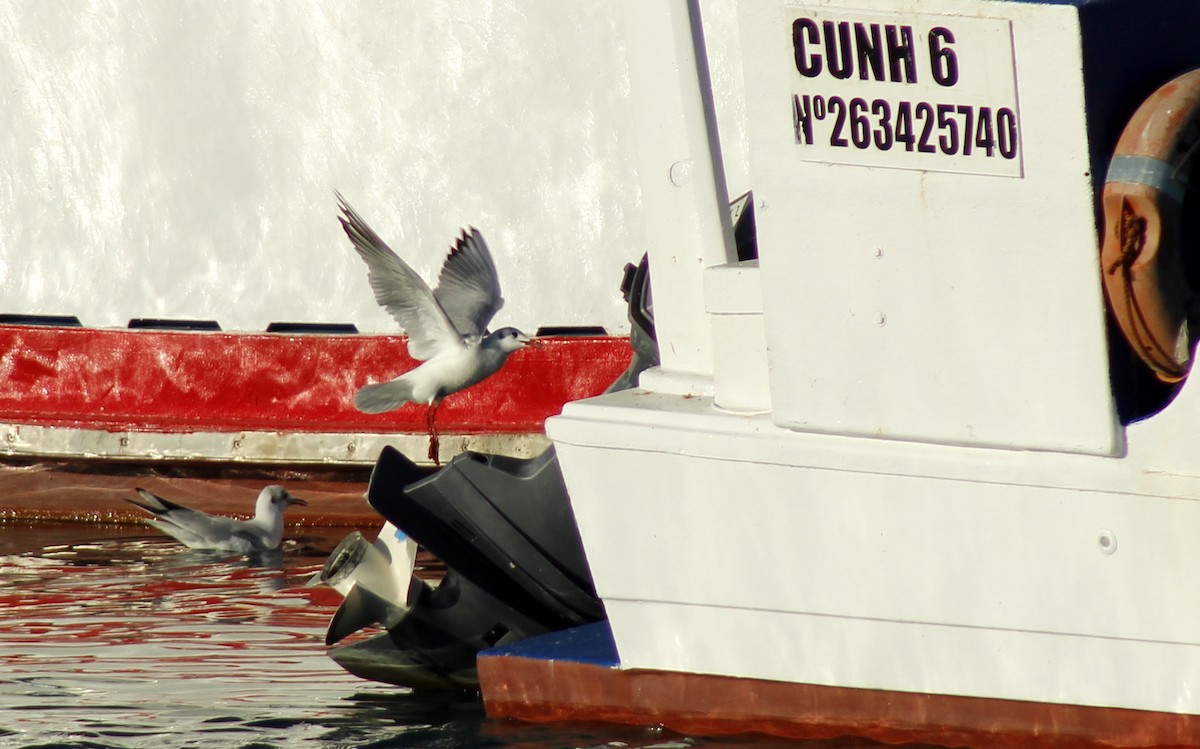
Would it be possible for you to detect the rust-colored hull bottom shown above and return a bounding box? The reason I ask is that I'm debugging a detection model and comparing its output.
[479,655,1200,749]
[0,458,377,526]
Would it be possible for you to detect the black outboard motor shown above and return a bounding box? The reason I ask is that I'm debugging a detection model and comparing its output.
[327,567,549,690]
[324,445,604,688]
[368,445,603,629]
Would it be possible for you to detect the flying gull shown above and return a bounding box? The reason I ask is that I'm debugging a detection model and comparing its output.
[336,193,535,463]
[125,485,307,552]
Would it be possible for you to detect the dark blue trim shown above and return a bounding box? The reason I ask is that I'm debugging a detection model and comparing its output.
[482,621,619,668]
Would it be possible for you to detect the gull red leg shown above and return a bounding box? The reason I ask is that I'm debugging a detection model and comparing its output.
[426,402,441,466]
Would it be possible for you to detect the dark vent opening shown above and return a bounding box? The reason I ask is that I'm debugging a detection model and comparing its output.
[266,322,359,334]
[534,326,607,337]
[0,314,83,327]
[128,318,222,331]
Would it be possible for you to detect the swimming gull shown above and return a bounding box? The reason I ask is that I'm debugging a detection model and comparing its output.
[125,485,307,552]
[336,193,535,463]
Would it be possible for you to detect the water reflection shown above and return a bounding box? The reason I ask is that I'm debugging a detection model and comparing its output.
[0,523,896,749]
[0,523,428,748]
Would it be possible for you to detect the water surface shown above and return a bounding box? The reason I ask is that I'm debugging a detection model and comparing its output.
[0,522,894,749]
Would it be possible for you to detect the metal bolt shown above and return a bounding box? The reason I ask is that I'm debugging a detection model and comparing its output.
[875,313,887,327]
[668,160,694,187]
[1098,529,1117,555]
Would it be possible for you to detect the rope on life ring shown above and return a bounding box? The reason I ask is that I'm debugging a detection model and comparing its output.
[1100,68,1200,383]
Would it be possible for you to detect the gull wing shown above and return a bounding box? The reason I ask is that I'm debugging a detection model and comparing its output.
[336,193,462,361]
[126,488,267,550]
[433,228,505,338]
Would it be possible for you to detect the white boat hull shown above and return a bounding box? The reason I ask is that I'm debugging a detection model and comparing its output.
[549,388,1200,715]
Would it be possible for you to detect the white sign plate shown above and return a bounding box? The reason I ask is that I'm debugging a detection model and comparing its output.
[784,7,1023,177]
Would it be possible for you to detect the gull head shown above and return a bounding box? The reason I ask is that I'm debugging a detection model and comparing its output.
[489,327,537,353]
[257,485,308,517]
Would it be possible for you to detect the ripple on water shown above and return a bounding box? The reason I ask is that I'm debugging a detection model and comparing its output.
[0,524,435,748]
[0,524,897,749]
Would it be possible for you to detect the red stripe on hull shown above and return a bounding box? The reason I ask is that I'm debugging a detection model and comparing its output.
[0,326,631,434]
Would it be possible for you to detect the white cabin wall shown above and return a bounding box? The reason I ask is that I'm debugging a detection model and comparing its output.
[737,0,1120,454]
[0,1,762,334]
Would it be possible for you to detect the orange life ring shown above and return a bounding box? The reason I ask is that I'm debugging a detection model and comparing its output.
[1100,68,1200,383]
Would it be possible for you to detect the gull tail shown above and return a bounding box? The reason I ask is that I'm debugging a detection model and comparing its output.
[125,487,187,517]
[124,488,208,547]
[355,380,416,414]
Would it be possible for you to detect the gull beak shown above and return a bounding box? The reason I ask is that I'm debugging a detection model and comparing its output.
[287,495,309,508]
[526,336,544,348]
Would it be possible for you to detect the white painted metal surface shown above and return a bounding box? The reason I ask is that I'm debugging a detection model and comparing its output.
[740,0,1119,454]
[620,0,738,391]
[0,2,654,334]
[550,386,1200,713]
[704,260,769,412]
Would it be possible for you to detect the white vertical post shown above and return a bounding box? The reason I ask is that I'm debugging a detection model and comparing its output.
[621,0,737,394]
